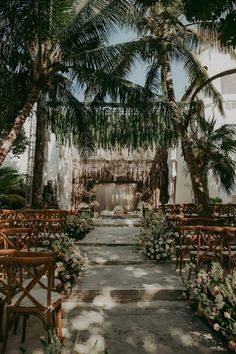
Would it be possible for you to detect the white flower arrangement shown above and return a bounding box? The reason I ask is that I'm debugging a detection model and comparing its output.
[186,262,236,351]
[138,211,175,262]
[43,234,88,292]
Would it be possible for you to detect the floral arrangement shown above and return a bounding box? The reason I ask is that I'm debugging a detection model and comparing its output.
[138,211,175,262]
[185,262,236,351]
[65,214,93,240]
[43,234,88,292]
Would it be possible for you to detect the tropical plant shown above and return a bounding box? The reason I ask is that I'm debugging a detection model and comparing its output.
[185,262,236,352]
[131,0,226,214]
[0,0,152,206]
[0,166,26,209]
[138,211,176,261]
[0,65,29,157]
[187,116,236,198]
[183,0,236,47]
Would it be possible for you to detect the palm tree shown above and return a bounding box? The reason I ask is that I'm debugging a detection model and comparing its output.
[187,116,236,197]
[0,166,26,209]
[0,0,144,166]
[131,0,225,214]
[0,0,154,207]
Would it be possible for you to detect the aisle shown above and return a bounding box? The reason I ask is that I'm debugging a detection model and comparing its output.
[62,224,230,354]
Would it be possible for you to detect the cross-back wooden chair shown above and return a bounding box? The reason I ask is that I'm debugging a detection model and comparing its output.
[0,228,38,251]
[0,252,63,354]
[223,227,236,273]
[187,226,225,280]
[175,226,199,275]
[0,249,17,342]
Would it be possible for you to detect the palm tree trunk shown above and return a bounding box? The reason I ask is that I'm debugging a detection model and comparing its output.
[0,86,41,166]
[32,94,47,208]
[148,148,169,206]
[163,58,210,215]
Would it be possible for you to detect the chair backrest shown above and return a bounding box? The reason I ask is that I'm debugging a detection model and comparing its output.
[0,252,58,309]
[0,228,37,250]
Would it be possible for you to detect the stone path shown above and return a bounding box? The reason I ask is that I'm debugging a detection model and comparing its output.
[5,222,230,353]
[62,222,230,354]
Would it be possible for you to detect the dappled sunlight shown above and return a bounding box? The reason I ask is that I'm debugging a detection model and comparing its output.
[168,327,227,352]
[124,265,149,277]
[169,327,196,347]
[74,334,105,354]
[71,310,104,331]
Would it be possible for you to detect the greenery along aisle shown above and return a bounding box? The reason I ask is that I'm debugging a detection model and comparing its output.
[65,214,94,240]
[138,211,176,262]
[43,234,88,292]
[185,262,236,352]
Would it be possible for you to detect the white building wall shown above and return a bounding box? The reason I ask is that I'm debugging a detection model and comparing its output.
[3,110,75,209]
[174,49,236,204]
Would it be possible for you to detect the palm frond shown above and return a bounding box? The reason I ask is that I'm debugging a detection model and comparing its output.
[47,74,94,156]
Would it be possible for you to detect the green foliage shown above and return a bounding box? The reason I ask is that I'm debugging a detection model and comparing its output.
[43,234,87,291]
[189,116,236,195]
[185,262,236,350]
[138,211,176,261]
[183,0,236,47]
[0,166,26,209]
[41,181,59,209]
[210,197,222,204]
[65,214,94,240]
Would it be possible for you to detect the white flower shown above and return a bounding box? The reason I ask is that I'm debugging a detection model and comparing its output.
[224,312,231,319]
[213,323,220,332]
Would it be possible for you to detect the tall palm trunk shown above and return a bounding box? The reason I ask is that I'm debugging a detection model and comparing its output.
[32,94,47,208]
[0,86,41,166]
[163,58,210,215]
[148,148,169,206]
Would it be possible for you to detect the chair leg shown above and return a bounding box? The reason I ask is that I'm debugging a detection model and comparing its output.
[1,308,11,354]
[21,314,29,343]
[0,302,4,342]
[12,313,20,335]
[56,305,63,342]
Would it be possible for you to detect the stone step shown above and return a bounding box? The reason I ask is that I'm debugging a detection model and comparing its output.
[78,226,139,246]
[62,300,228,354]
[74,264,184,297]
[92,218,142,227]
[70,288,184,303]
[79,245,154,265]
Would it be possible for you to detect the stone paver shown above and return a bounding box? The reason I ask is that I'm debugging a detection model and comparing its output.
[62,301,228,354]
[78,226,139,246]
[80,245,149,264]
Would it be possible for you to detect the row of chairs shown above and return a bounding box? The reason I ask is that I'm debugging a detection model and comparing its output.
[0,211,70,353]
[0,250,63,354]
[175,225,236,278]
[155,203,236,218]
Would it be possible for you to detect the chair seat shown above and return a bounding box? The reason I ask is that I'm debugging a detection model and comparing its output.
[23,277,62,289]
[11,288,61,308]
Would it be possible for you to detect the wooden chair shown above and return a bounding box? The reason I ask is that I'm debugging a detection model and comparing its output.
[0,250,17,342]
[0,228,39,251]
[187,226,225,280]
[223,227,236,273]
[0,252,63,354]
[175,226,198,276]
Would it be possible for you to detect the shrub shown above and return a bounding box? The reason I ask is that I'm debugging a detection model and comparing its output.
[185,262,236,351]
[43,234,88,292]
[65,214,93,240]
[138,211,175,262]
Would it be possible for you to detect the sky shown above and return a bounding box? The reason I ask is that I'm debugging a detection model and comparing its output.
[112,29,188,100]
